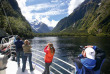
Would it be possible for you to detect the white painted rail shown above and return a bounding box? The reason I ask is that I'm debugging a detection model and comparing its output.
[32,49,76,74]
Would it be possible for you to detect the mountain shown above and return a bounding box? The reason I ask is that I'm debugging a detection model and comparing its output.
[49,27,54,31]
[31,20,51,33]
[0,0,33,38]
[52,0,110,35]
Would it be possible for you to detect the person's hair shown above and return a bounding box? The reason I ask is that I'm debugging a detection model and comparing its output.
[24,40,29,45]
[16,36,20,40]
[48,43,55,54]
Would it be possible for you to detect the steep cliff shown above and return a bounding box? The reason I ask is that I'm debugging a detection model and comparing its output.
[52,0,110,35]
[0,0,33,38]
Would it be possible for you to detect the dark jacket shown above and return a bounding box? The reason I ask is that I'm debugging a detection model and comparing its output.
[74,46,106,74]
[14,39,24,51]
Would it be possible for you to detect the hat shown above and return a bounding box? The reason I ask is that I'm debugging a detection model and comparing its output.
[85,47,95,59]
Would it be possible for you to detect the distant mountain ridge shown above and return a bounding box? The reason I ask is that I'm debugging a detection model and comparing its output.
[52,0,110,35]
[48,27,54,31]
[30,20,51,33]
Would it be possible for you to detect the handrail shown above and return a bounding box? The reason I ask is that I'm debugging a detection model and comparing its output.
[33,53,72,73]
[32,49,76,68]
[32,49,76,74]
[33,53,44,58]
[50,66,62,74]
[54,57,76,69]
[32,57,58,74]
[52,62,71,74]
[32,53,63,74]
[32,60,44,71]
[33,56,44,64]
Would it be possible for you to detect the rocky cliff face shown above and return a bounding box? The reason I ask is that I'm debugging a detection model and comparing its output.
[52,0,110,35]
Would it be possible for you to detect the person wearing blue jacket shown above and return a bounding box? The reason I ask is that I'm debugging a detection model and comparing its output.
[74,45,105,74]
[14,36,24,67]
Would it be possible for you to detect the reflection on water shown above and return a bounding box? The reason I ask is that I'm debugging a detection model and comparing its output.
[30,36,110,73]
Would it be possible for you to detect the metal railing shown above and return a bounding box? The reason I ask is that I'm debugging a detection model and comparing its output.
[32,49,76,74]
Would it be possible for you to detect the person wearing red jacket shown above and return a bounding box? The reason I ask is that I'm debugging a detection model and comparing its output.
[43,43,55,74]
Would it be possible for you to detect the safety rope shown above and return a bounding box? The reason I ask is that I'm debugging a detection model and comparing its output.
[1,1,13,35]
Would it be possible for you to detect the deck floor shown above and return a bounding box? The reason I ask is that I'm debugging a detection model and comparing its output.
[5,58,42,74]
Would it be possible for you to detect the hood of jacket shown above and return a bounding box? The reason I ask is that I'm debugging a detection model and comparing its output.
[81,58,96,69]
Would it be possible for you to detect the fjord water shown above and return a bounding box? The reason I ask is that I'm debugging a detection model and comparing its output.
[30,36,110,74]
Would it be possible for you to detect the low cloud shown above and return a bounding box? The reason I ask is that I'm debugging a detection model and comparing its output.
[16,0,65,27]
[16,0,84,27]
[34,15,58,27]
[40,16,58,27]
[68,0,84,15]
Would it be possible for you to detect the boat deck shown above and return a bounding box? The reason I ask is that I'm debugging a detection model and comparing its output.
[4,58,43,74]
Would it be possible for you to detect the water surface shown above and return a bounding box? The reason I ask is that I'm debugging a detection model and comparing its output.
[30,36,110,74]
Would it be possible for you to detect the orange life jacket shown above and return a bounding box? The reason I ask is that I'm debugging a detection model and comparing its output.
[44,45,55,63]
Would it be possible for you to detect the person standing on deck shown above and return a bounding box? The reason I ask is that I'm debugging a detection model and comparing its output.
[43,43,55,74]
[74,45,105,74]
[14,36,24,67]
[22,40,34,72]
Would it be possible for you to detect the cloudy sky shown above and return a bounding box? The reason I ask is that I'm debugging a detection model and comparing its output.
[16,0,84,27]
